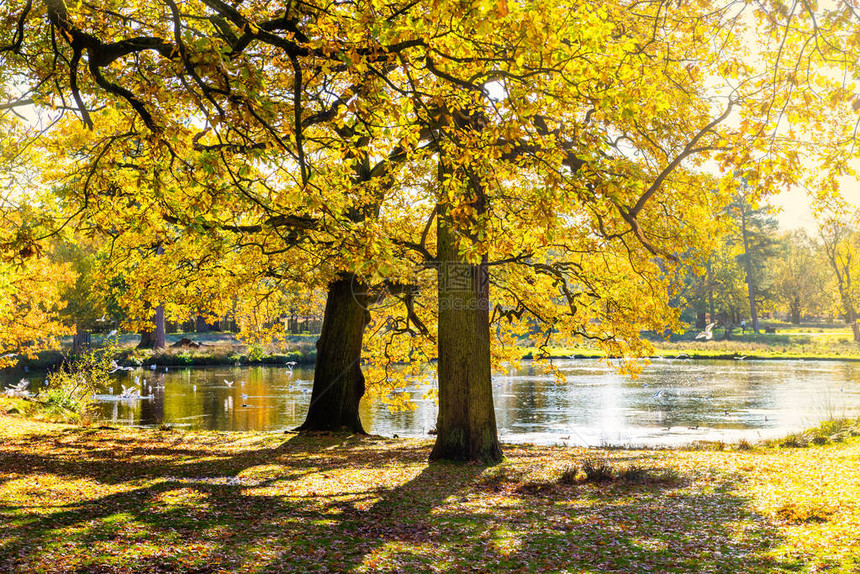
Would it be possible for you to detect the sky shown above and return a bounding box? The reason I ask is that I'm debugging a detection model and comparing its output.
[773,189,819,232]
[773,176,860,232]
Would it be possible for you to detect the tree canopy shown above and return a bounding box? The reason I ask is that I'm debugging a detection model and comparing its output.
[3,0,860,458]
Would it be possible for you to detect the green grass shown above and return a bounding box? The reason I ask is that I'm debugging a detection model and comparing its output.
[6,325,860,376]
[3,332,319,372]
[523,325,860,362]
[649,324,860,360]
[1,415,860,572]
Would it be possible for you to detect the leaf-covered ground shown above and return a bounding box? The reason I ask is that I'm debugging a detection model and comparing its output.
[0,416,858,573]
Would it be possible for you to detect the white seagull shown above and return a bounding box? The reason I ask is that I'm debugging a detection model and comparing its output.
[5,379,30,397]
[695,323,716,341]
[108,360,134,373]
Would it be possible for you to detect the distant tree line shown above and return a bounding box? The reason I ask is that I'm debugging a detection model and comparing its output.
[681,194,860,341]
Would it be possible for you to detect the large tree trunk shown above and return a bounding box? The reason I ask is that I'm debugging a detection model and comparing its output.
[137,304,166,350]
[297,274,369,433]
[430,201,502,463]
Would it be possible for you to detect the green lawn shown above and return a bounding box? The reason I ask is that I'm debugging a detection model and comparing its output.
[9,332,320,370]
[529,325,860,361]
[1,415,859,573]
[649,330,860,360]
[7,325,858,374]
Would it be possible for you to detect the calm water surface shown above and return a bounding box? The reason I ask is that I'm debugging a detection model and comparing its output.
[5,359,860,447]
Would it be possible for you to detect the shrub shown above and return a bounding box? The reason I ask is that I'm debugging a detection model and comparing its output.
[558,459,683,486]
[736,438,754,450]
[39,343,118,421]
[247,343,266,363]
[779,433,809,448]
[580,457,615,483]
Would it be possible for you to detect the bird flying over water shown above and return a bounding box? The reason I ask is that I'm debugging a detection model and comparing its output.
[108,360,134,373]
[695,323,716,340]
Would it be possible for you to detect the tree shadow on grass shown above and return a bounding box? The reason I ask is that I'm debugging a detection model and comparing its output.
[0,430,805,573]
[254,464,801,573]
[0,430,428,571]
[0,428,417,485]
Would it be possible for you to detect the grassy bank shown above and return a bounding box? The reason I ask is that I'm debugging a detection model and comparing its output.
[647,323,860,360]
[649,331,860,361]
[2,332,318,373]
[4,326,860,377]
[1,415,859,573]
[528,326,860,362]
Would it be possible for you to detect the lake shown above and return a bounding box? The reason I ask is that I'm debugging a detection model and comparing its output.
[5,358,860,447]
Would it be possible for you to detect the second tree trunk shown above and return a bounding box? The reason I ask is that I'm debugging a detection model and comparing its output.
[297,274,369,433]
[430,206,503,463]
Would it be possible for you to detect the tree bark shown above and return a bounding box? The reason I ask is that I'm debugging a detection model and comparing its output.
[195,315,211,333]
[72,324,91,354]
[740,209,759,333]
[430,199,503,463]
[138,245,167,350]
[296,274,369,433]
[706,260,715,324]
[137,304,166,350]
[790,296,801,324]
[847,305,860,343]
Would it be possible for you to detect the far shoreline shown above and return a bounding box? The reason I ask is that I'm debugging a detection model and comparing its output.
[4,346,860,376]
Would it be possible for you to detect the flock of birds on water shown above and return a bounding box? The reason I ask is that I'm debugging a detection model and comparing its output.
[94,360,302,409]
[5,347,757,417]
[4,358,302,413]
[3,378,30,398]
[3,324,732,406]
[7,343,851,442]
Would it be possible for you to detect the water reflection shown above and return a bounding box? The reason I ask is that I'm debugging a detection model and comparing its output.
[3,359,859,447]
